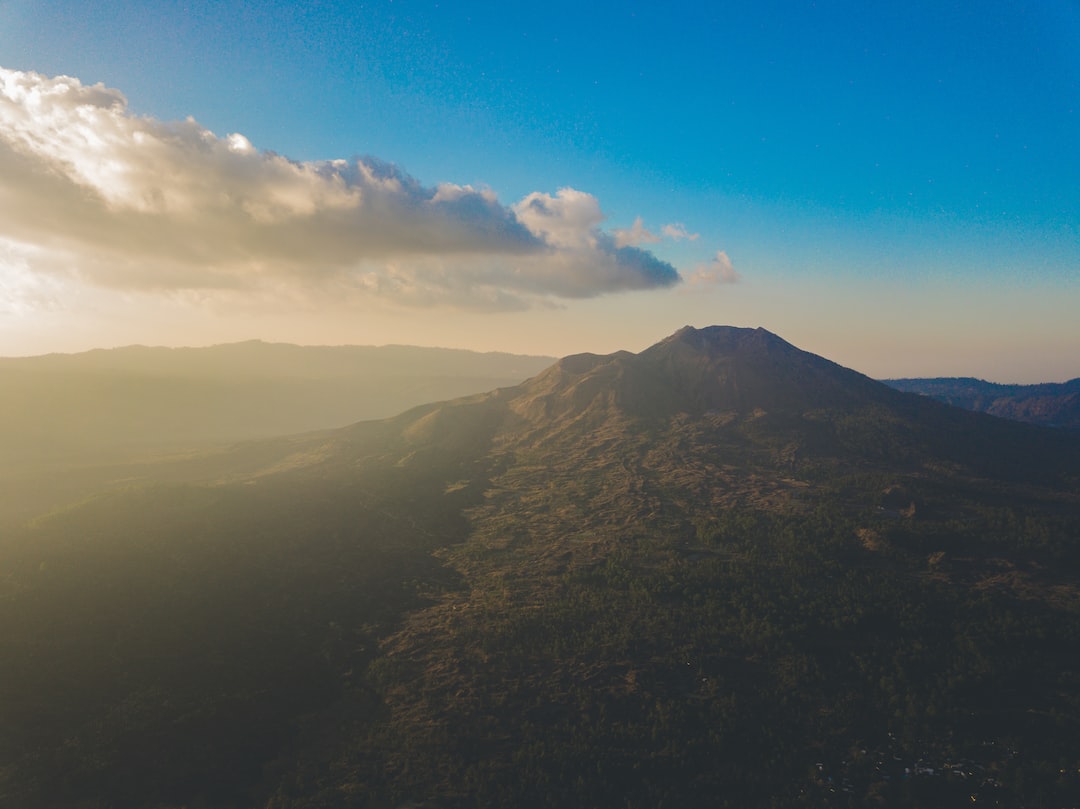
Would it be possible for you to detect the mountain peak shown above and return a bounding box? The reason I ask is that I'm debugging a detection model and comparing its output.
[630,325,885,414]
[655,325,793,356]
[668,323,775,341]
[510,326,892,428]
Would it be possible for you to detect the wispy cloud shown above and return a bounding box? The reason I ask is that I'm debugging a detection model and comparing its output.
[612,216,660,248]
[613,218,702,248]
[0,68,682,310]
[661,223,699,241]
[688,250,740,285]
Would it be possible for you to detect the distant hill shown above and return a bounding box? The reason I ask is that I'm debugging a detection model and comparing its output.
[884,376,1080,430]
[0,341,553,528]
[3,326,1079,808]
[0,340,555,463]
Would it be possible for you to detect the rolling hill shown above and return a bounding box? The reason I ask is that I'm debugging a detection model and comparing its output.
[2,326,1079,808]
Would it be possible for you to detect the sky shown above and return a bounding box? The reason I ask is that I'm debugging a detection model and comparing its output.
[0,0,1077,381]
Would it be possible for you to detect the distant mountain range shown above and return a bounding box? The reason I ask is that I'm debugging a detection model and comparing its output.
[0,341,553,529]
[0,340,555,463]
[884,376,1080,430]
[2,327,1079,808]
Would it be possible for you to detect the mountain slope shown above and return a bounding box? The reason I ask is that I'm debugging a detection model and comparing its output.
[885,376,1080,430]
[3,326,1080,809]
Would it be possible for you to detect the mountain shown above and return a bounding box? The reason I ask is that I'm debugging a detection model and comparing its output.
[2,326,1079,808]
[0,340,555,462]
[0,341,553,529]
[884,376,1080,430]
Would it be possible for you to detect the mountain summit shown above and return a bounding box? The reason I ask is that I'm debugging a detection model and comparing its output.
[380,325,1068,486]
[493,325,888,430]
[597,324,889,414]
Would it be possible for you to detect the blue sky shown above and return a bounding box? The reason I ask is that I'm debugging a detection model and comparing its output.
[0,0,1077,380]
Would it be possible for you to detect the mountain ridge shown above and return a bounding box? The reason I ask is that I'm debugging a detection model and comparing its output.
[884,375,1080,430]
[361,325,1078,488]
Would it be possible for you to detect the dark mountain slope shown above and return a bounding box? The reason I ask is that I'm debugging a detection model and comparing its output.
[3,326,1080,809]
[489,326,1077,487]
[885,375,1080,430]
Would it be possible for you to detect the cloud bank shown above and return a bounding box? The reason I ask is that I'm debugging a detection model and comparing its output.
[0,67,687,310]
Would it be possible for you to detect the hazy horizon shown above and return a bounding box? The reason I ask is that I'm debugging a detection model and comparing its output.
[2,332,1077,386]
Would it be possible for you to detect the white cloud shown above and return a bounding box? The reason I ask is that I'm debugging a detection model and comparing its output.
[614,218,701,247]
[512,188,606,249]
[661,223,699,241]
[688,250,740,285]
[612,216,660,248]
[0,67,682,310]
